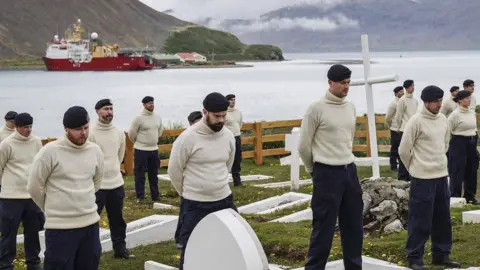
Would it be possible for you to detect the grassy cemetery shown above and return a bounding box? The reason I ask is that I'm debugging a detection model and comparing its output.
[12,157,480,269]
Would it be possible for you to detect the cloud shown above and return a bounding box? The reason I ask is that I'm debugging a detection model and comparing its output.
[216,14,358,33]
[140,0,347,21]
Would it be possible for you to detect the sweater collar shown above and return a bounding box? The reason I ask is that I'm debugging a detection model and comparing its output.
[405,93,413,98]
[3,126,14,132]
[421,106,440,120]
[324,90,347,105]
[62,134,88,149]
[141,108,153,116]
[196,118,223,135]
[95,118,114,130]
[13,130,31,141]
[459,106,470,113]
[227,107,236,112]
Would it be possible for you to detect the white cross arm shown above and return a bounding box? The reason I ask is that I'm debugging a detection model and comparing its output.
[350,74,399,86]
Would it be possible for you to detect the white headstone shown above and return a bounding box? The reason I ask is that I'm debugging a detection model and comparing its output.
[285,127,300,191]
[183,208,270,270]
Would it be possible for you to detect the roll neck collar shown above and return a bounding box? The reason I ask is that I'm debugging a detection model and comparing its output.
[62,134,87,149]
[459,105,470,113]
[13,130,31,141]
[405,93,413,98]
[3,126,14,132]
[95,118,113,130]
[324,90,347,105]
[227,107,236,112]
[421,106,440,120]
[142,108,153,116]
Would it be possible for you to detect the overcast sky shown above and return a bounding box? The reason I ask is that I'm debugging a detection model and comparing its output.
[140,0,346,21]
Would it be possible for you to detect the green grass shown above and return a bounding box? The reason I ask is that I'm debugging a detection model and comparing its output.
[12,157,480,269]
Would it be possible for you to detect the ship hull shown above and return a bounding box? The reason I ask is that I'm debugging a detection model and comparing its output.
[43,56,154,71]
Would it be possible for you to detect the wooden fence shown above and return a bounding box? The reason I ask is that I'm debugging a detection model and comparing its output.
[40,114,480,176]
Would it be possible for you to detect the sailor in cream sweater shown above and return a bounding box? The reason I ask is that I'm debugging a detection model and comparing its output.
[0,113,43,269]
[89,99,131,259]
[0,111,17,143]
[394,79,419,181]
[440,86,459,118]
[399,86,460,270]
[385,86,404,172]
[127,96,164,202]
[27,106,104,269]
[225,94,243,186]
[298,65,363,270]
[463,79,476,112]
[447,90,479,205]
[168,92,237,270]
[0,111,17,188]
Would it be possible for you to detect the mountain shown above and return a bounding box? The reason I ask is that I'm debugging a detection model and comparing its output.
[0,0,190,58]
[199,0,480,52]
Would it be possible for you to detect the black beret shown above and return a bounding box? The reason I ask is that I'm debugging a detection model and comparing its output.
[4,111,17,121]
[95,99,113,110]
[421,85,444,102]
[453,90,471,103]
[63,106,90,129]
[142,96,154,104]
[403,80,414,89]
[393,86,404,94]
[187,111,203,123]
[463,79,475,87]
[203,92,229,113]
[14,113,33,127]
[327,64,351,82]
[450,86,460,93]
[226,94,235,101]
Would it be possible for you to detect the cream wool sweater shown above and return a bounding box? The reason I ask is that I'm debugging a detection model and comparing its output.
[225,107,243,137]
[27,136,104,229]
[395,93,419,132]
[0,131,42,199]
[168,119,235,202]
[298,90,356,173]
[385,97,399,131]
[89,120,126,190]
[440,95,458,118]
[128,109,164,151]
[399,107,450,180]
[448,106,477,136]
[469,94,477,112]
[0,126,14,142]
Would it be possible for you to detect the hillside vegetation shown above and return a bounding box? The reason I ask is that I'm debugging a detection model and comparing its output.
[0,0,189,58]
[163,26,284,61]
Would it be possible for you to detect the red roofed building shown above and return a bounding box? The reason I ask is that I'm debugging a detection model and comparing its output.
[175,53,197,63]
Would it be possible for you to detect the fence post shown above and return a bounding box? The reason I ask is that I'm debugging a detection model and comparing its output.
[124,132,134,176]
[254,122,263,165]
[365,115,372,157]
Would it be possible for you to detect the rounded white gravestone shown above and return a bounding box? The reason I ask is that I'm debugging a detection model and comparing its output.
[183,208,270,270]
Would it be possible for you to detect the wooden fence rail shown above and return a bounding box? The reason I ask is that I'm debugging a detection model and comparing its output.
[40,114,480,176]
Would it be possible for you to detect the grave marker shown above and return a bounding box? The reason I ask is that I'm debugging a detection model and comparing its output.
[183,208,270,270]
[285,127,301,190]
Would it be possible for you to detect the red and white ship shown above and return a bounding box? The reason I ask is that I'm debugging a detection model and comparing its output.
[43,19,155,71]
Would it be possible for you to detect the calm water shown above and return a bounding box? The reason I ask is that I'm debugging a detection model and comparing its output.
[1,51,479,138]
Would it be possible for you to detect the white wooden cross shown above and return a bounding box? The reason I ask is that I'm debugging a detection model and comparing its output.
[285,127,301,190]
[350,34,399,179]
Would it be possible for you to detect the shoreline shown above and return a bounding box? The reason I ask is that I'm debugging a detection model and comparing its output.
[0,63,254,71]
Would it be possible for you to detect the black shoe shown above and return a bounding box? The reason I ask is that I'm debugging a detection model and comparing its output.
[408,262,428,270]
[391,167,398,172]
[114,248,134,259]
[467,198,479,205]
[432,258,460,268]
[136,198,145,203]
[233,182,242,187]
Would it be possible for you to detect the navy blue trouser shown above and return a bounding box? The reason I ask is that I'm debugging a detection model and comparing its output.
[231,136,242,184]
[179,194,238,270]
[305,162,363,270]
[397,132,410,181]
[390,130,401,170]
[96,186,127,253]
[406,177,452,265]
[174,197,184,244]
[448,135,479,200]
[0,199,44,269]
[134,149,160,200]
[43,223,101,270]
